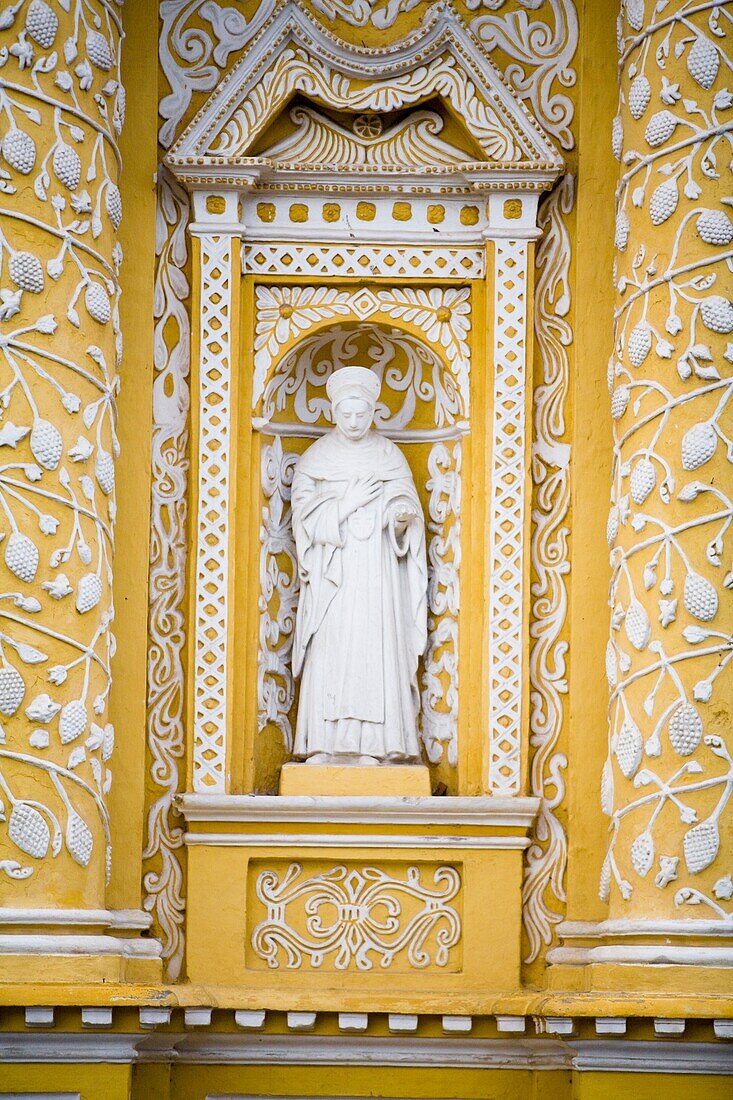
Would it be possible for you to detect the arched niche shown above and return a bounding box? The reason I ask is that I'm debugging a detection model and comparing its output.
[247,319,465,794]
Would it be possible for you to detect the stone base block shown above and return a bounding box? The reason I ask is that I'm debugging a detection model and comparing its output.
[279,763,431,796]
[181,793,539,1004]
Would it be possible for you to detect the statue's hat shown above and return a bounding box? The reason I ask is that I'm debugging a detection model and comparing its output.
[326,366,380,408]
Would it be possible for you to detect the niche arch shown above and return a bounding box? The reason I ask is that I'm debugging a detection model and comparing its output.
[249,314,467,793]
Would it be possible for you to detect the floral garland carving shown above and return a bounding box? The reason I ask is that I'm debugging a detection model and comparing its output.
[0,0,123,886]
[604,0,732,914]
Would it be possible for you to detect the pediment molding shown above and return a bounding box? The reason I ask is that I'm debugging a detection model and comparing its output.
[166,0,563,190]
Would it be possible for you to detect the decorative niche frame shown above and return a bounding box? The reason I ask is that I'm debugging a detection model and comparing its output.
[166,0,564,798]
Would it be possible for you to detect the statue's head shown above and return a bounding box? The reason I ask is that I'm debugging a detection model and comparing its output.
[327,366,380,442]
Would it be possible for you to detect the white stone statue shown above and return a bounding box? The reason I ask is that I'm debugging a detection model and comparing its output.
[291,366,428,766]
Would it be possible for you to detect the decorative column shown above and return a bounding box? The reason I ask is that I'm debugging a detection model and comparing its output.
[0,1,151,970]
[603,0,732,954]
[484,192,541,797]
[188,188,241,793]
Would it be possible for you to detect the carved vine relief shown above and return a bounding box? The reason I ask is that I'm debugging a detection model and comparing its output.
[0,0,123,885]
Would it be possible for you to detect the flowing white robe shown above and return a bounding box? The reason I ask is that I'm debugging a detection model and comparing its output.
[291,429,427,763]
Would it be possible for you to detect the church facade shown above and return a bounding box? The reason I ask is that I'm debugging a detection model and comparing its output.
[0,1,730,1096]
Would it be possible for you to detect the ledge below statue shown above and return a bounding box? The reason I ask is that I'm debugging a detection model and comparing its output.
[279,762,431,796]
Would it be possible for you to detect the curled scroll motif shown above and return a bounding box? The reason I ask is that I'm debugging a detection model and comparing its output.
[159,0,276,148]
[522,173,573,963]
[468,0,579,152]
[143,171,190,979]
[259,438,299,753]
[311,0,425,28]
[0,0,124,885]
[251,862,461,971]
[422,440,461,767]
[604,1,733,910]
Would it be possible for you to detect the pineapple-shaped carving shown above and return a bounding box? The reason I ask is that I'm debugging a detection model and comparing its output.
[683,572,718,622]
[8,251,43,293]
[94,448,114,494]
[649,178,678,226]
[52,143,82,191]
[700,295,733,334]
[0,662,26,717]
[614,209,630,252]
[644,110,677,148]
[25,0,58,48]
[625,600,651,650]
[612,115,623,160]
[86,29,113,70]
[684,819,719,874]
[625,0,644,32]
[630,830,654,876]
[5,531,39,582]
[30,419,63,471]
[611,385,630,420]
[628,74,651,118]
[627,323,651,366]
[630,458,656,504]
[681,421,717,470]
[697,209,733,246]
[8,802,50,858]
[687,35,719,89]
[616,719,643,779]
[76,572,102,614]
[601,758,615,815]
[105,184,122,229]
[66,810,93,867]
[2,128,36,174]
[85,282,111,324]
[668,703,702,756]
[59,699,88,744]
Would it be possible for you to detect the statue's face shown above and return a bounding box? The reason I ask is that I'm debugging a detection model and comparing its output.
[333,396,373,441]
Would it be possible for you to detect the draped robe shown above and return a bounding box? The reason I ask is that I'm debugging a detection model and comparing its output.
[291,429,427,763]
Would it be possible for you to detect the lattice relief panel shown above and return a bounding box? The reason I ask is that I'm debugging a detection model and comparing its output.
[193,234,233,792]
[254,288,469,777]
[488,240,529,796]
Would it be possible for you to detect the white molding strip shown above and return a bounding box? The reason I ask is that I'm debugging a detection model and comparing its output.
[0,935,162,958]
[184,832,531,850]
[0,909,151,930]
[179,795,540,828]
[549,918,733,966]
[0,1034,731,1074]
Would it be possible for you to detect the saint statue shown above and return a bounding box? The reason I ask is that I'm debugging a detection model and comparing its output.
[291,366,428,766]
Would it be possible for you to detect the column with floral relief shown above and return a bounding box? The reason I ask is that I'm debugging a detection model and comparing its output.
[0,0,124,922]
[604,0,732,938]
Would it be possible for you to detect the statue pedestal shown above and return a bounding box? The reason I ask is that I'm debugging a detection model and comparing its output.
[279,763,431,796]
[181,792,540,1002]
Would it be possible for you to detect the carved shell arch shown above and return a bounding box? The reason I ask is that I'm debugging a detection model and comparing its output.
[253,286,472,436]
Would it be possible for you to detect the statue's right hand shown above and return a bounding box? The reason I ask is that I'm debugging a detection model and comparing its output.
[343,474,381,518]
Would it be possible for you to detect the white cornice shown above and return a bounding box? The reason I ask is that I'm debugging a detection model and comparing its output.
[0,935,162,958]
[1,1033,731,1075]
[178,794,540,828]
[184,831,531,850]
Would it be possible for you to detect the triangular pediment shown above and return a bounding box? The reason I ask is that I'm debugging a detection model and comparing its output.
[166,1,563,183]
